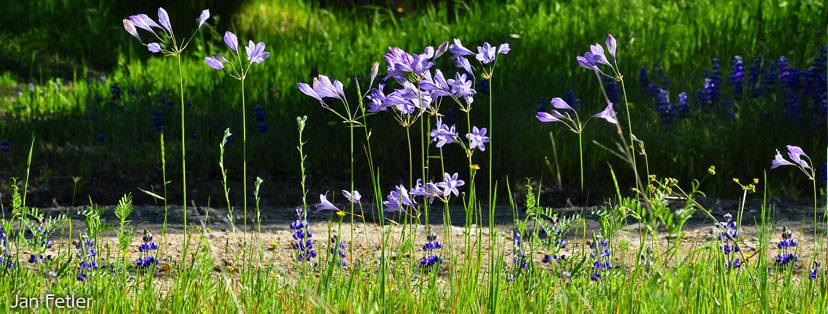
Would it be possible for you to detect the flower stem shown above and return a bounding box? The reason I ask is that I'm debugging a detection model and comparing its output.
[241,78,248,234]
[578,131,584,192]
[176,54,188,246]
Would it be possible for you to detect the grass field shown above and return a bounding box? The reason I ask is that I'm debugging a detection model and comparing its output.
[0,0,826,312]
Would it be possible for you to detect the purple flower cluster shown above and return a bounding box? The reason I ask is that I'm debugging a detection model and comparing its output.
[205,31,270,73]
[589,237,612,281]
[774,228,798,266]
[384,172,465,212]
[420,234,442,268]
[810,261,821,281]
[123,8,210,54]
[512,229,529,272]
[0,231,13,270]
[329,235,347,267]
[540,218,567,265]
[290,208,317,262]
[76,236,98,281]
[728,56,745,95]
[136,231,159,268]
[771,145,812,172]
[717,214,742,269]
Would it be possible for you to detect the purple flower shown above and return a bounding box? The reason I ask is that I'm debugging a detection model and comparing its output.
[430,119,458,148]
[466,126,491,151]
[341,190,361,205]
[224,31,239,53]
[411,179,442,203]
[157,8,173,35]
[147,43,162,53]
[245,40,270,64]
[771,149,795,169]
[550,97,574,111]
[449,38,474,56]
[577,56,598,71]
[128,14,161,35]
[771,145,811,169]
[367,86,390,112]
[588,44,610,66]
[437,172,465,197]
[420,70,452,97]
[383,185,415,213]
[785,145,811,169]
[453,56,474,75]
[384,46,436,82]
[197,9,210,28]
[204,55,227,70]
[297,75,345,104]
[605,33,616,60]
[123,19,141,41]
[447,72,476,103]
[536,112,563,123]
[498,43,511,55]
[593,103,618,124]
[315,193,340,212]
[475,42,497,65]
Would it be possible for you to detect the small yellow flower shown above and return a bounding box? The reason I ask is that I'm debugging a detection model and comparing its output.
[336,210,346,217]
[707,166,717,175]
[470,164,481,170]
[753,178,759,184]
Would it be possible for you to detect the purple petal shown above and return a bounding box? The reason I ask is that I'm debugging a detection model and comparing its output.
[298,83,322,103]
[204,56,224,70]
[771,149,796,169]
[550,97,573,111]
[224,31,238,53]
[576,56,596,70]
[786,145,811,169]
[434,41,449,59]
[147,43,162,53]
[606,33,617,60]
[589,44,609,65]
[497,43,511,55]
[593,103,618,124]
[157,8,173,34]
[536,112,561,123]
[123,19,141,41]
[197,9,210,28]
[449,38,474,56]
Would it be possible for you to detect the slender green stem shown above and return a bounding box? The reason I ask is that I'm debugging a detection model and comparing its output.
[241,78,248,234]
[578,131,584,192]
[176,54,188,246]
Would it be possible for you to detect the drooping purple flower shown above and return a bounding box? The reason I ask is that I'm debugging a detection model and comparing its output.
[475,42,497,65]
[204,55,227,70]
[224,31,239,53]
[453,56,474,75]
[577,56,597,71]
[593,103,618,124]
[315,193,340,212]
[245,40,270,64]
[434,41,449,59]
[536,112,563,123]
[383,185,415,213]
[410,179,442,203]
[197,9,210,28]
[606,33,617,60]
[430,119,458,148]
[550,97,574,111]
[785,145,811,169]
[449,38,474,56]
[437,172,465,197]
[128,14,161,35]
[147,43,162,53]
[157,8,173,34]
[297,75,345,104]
[123,19,141,41]
[341,190,361,205]
[466,126,491,151]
